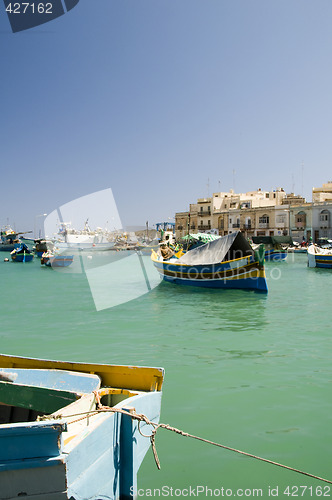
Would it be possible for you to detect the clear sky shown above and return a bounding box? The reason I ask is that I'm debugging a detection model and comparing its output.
[1,0,332,233]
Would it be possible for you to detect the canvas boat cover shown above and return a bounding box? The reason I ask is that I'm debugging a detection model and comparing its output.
[252,235,293,245]
[181,233,220,243]
[177,231,254,266]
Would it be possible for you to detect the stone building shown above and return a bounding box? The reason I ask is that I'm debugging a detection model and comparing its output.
[174,182,332,243]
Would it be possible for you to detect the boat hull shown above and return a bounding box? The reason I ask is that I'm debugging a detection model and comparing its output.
[42,255,74,267]
[152,254,268,293]
[11,253,34,262]
[0,354,164,500]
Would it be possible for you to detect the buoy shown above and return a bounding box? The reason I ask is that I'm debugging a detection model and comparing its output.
[4,258,9,262]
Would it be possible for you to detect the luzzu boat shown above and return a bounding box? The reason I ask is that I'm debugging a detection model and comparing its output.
[10,243,34,262]
[151,231,268,293]
[0,353,164,500]
[307,244,332,268]
[252,235,292,261]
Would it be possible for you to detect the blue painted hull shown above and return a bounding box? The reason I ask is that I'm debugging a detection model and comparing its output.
[314,255,332,268]
[152,255,268,293]
[11,253,34,262]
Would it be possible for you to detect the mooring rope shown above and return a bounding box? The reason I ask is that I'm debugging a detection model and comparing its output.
[40,399,332,485]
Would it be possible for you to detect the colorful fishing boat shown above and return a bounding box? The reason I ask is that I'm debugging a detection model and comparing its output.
[252,235,292,261]
[41,251,74,268]
[307,244,332,268]
[151,231,268,292]
[0,353,164,500]
[10,243,34,262]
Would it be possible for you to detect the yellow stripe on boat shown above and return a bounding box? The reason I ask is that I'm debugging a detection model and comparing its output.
[0,354,164,392]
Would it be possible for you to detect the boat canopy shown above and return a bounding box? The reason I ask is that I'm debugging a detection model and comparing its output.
[181,233,220,244]
[252,235,293,245]
[177,231,254,265]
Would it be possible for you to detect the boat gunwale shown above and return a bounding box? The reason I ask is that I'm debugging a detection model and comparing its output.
[0,354,164,392]
[151,251,255,268]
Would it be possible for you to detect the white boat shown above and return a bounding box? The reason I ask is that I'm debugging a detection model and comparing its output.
[55,222,115,252]
[308,244,332,268]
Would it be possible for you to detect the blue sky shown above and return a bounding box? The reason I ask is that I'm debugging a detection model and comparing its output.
[1,0,332,233]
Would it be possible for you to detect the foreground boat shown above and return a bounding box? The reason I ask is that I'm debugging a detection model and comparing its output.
[0,353,164,500]
[10,243,34,262]
[151,231,268,292]
[308,244,332,268]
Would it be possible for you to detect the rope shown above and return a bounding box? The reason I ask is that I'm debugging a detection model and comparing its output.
[40,400,332,485]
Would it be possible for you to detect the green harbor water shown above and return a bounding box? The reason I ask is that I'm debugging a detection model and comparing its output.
[0,252,331,498]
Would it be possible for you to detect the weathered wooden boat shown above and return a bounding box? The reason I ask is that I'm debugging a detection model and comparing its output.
[10,243,34,262]
[0,353,164,500]
[41,251,74,268]
[252,235,292,261]
[151,231,268,292]
[307,244,332,268]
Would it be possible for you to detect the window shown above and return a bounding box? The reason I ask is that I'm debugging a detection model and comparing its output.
[259,215,269,224]
[320,210,330,222]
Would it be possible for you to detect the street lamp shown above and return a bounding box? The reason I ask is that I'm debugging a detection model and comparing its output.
[34,213,47,239]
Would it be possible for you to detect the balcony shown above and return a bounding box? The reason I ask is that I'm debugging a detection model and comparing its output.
[198,225,212,230]
[258,223,269,229]
[199,211,211,216]
[232,223,240,228]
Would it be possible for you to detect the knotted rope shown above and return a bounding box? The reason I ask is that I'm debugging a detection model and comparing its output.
[39,393,332,485]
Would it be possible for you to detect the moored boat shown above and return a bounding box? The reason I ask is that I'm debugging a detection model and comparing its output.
[252,235,292,261]
[10,243,34,262]
[0,227,20,252]
[308,244,332,268]
[41,251,74,268]
[34,239,54,257]
[0,353,164,500]
[151,231,268,292]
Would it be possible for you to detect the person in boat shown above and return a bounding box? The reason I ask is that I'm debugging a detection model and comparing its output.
[160,243,174,260]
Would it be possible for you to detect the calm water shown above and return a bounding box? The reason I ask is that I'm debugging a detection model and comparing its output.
[0,252,331,498]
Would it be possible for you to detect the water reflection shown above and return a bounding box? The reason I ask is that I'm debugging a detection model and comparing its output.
[150,281,268,333]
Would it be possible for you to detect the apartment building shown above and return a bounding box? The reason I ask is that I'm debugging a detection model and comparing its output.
[174,182,332,243]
